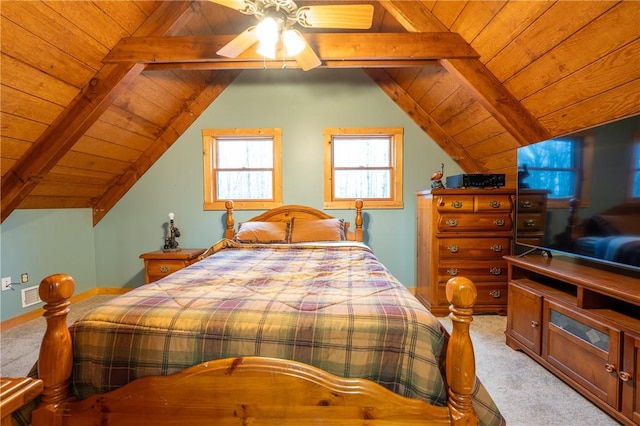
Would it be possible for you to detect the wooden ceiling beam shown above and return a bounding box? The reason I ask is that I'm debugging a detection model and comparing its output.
[92,70,242,225]
[440,59,551,145]
[145,59,440,71]
[365,69,483,173]
[105,33,480,64]
[380,1,551,146]
[1,1,198,224]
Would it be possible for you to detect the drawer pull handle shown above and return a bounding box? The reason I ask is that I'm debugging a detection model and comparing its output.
[489,290,501,298]
[451,200,463,208]
[493,218,505,226]
[489,267,502,275]
[447,268,459,276]
[524,219,537,227]
[618,371,632,382]
[490,244,503,252]
[159,265,170,273]
[446,219,458,227]
[605,363,616,374]
[489,200,501,208]
[520,200,533,209]
[447,245,459,253]
[530,320,539,328]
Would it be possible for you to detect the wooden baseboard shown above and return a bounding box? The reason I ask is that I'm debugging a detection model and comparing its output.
[0,287,130,331]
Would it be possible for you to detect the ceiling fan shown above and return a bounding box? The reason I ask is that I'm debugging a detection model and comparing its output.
[210,0,374,71]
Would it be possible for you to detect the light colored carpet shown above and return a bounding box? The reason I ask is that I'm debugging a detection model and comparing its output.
[1,296,621,425]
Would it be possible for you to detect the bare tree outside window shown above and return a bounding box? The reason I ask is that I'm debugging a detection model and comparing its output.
[203,128,282,210]
[324,127,403,209]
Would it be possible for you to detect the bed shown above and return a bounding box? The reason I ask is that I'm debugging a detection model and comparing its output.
[569,203,640,267]
[22,201,504,426]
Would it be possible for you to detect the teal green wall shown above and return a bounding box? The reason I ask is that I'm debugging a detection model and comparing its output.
[0,209,97,320]
[1,68,462,321]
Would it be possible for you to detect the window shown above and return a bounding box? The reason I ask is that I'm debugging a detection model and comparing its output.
[517,136,593,208]
[324,127,403,209]
[203,128,282,210]
[630,135,640,200]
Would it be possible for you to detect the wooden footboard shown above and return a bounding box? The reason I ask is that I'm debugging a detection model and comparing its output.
[30,275,478,426]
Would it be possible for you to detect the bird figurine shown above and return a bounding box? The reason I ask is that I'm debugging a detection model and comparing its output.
[431,163,445,189]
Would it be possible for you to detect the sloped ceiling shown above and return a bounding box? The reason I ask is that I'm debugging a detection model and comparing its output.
[2,0,639,225]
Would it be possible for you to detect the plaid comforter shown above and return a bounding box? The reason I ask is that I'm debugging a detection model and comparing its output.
[69,240,504,425]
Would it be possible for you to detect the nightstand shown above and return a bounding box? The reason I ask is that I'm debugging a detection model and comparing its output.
[139,248,206,283]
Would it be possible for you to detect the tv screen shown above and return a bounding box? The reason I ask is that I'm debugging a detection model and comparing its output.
[516,114,640,273]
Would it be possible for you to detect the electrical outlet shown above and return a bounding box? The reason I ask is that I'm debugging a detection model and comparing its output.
[21,273,28,283]
[2,277,11,291]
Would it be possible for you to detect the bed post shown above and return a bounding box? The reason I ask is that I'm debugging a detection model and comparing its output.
[31,274,75,426]
[354,199,363,242]
[445,276,479,426]
[224,200,235,239]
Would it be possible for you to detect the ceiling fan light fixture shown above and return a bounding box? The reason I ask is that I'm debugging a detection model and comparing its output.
[256,40,277,59]
[256,17,279,44]
[283,29,305,56]
[255,16,279,59]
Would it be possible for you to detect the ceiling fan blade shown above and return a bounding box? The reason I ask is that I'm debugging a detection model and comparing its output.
[294,36,322,71]
[207,0,253,13]
[296,5,374,29]
[216,26,258,58]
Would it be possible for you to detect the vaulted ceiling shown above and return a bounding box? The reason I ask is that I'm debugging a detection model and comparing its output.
[2,1,639,225]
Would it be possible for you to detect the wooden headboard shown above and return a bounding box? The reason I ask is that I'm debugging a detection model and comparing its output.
[224,200,364,242]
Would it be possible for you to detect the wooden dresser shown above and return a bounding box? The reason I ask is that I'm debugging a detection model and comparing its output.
[139,248,206,283]
[515,189,549,246]
[416,188,515,315]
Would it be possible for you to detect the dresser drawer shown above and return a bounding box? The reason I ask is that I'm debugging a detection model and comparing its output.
[518,194,547,213]
[435,195,475,212]
[438,282,508,306]
[437,237,510,258]
[517,213,545,232]
[476,195,513,212]
[145,259,187,281]
[437,259,508,282]
[437,214,512,232]
[140,248,206,284]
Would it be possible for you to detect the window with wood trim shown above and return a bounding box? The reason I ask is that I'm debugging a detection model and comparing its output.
[324,127,403,209]
[203,128,282,210]
[517,135,593,209]
[629,135,640,201]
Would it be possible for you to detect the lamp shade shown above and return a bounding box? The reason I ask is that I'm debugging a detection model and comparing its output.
[283,29,305,56]
[256,17,278,59]
[256,17,278,44]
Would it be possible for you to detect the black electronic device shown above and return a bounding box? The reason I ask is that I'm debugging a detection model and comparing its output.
[515,114,640,274]
[446,173,505,189]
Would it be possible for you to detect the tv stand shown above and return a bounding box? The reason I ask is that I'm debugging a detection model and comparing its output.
[505,255,640,425]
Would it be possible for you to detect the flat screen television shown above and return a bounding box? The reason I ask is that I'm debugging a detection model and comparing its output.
[515,114,640,275]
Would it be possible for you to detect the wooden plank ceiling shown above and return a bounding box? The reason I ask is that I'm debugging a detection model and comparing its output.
[2,0,639,224]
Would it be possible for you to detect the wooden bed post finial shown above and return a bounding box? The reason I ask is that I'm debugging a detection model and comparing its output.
[354,199,363,242]
[32,273,75,425]
[224,200,235,239]
[446,276,479,426]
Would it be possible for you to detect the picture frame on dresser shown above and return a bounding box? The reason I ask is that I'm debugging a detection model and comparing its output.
[415,188,515,316]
